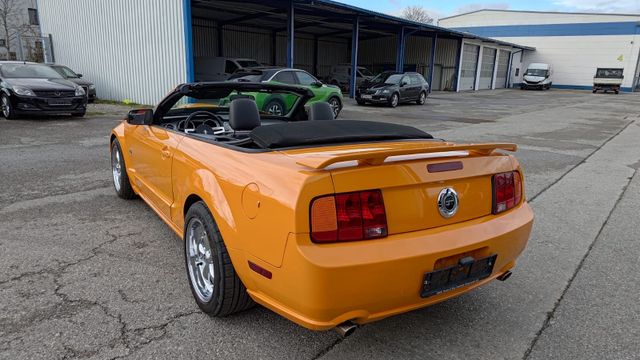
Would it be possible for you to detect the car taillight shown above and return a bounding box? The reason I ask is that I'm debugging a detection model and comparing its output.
[492,171,522,214]
[310,190,387,243]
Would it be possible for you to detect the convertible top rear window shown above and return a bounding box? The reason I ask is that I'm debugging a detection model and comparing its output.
[249,120,433,149]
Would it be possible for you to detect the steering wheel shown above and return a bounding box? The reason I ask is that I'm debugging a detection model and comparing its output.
[184,111,223,132]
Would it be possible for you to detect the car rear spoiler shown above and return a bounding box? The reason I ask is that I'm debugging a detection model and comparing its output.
[296,143,517,170]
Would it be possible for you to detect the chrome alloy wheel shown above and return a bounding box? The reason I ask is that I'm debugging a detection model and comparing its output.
[267,103,283,116]
[329,98,340,118]
[418,92,426,105]
[111,145,122,192]
[2,96,10,118]
[186,218,215,302]
[391,93,399,107]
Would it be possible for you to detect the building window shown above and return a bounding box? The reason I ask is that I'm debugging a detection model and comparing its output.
[0,39,5,47]
[28,8,39,25]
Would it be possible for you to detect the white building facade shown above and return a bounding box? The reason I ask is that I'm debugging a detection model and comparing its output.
[440,10,640,92]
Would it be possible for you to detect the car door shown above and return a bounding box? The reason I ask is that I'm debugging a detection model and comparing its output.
[268,70,300,113]
[294,71,323,102]
[407,75,422,99]
[124,122,182,219]
[399,75,412,100]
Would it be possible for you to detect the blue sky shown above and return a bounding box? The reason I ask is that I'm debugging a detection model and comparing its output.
[338,0,640,20]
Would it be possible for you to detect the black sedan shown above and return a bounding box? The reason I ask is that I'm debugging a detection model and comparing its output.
[48,64,97,102]
[0,61,88,119]
[356,71,429,108]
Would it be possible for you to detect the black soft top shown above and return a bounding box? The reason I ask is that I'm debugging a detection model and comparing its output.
[249,120,433,149]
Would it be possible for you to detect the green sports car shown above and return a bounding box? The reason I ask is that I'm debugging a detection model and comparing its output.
[227,67,343,118]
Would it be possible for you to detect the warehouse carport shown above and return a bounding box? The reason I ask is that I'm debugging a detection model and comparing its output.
[187,0,534,97]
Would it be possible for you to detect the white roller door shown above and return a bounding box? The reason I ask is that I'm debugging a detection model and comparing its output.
[478,47,496,89]
[459,44,479,91]
[495,50,510,89]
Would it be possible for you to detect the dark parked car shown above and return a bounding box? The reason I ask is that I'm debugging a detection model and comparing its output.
[48,64,97,102]
[0,61,88,119]
[356,71,429,108]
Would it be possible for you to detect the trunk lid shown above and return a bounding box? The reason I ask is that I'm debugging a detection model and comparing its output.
[285,141,517,234]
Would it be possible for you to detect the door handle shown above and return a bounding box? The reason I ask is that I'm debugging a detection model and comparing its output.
[161,146,171,159]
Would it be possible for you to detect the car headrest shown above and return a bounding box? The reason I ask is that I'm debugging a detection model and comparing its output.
[307,102,335,120]
[229,98,261,131]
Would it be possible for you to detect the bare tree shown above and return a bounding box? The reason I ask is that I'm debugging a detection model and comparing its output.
[0,0,30,56]
[401,6,434,24]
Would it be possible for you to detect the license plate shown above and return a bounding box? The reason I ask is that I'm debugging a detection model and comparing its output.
[48,99,72,106]
[361,95,373,99]
[421,254,497,298]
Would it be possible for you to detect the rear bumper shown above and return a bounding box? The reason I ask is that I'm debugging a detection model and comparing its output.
[245,202,534,330]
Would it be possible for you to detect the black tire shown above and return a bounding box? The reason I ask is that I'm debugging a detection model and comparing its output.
[416,91,427,105]
[592,89,597,93]
[388,93,399,108]
[264,99,286,116]
[614,90,619,94]
[328,96,342,118]
[184,201,255,316]
[1,94,17,119]
[72,111,86,117]
[356,99,366,106]
[110,139,135,199]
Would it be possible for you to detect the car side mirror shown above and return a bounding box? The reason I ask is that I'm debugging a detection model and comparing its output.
[401,81,409,87]
[127,109,153,125]
[313,81,323,87]
[77,73,83,78]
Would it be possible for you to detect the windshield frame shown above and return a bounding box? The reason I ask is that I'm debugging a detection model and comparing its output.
[54,66,80,78]
[154,82,315,125]
[595,68,623,79]
[0,63,64,79]
[524,69,548,77]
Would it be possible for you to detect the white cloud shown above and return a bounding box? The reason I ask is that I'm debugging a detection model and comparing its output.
[553,0,640,13]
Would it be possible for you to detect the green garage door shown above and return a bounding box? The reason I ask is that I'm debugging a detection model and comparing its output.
[495,50,510,89]
[459,44,479,90]
[478,47,496,89]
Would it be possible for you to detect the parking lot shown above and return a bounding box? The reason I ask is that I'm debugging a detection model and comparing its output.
[1,89,640,359]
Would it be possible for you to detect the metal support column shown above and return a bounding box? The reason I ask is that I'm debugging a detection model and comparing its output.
[428,34,437,93]
[454,38,463,92]
[474,46,483,91]
[271,31,277,66]
[491,48,499,89]
[313,35,319,76]
[48,34,55,63]
[183,0,194,82]
[286,1,295,68]
[217,24,224,57]
[505,50,514,88]
[396,27,405,72]
[349,16,360,98]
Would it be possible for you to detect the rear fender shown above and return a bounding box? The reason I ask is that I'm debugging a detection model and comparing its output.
[171,168,238,247]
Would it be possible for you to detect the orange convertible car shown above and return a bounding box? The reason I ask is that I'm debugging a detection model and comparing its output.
[110,82,533,334]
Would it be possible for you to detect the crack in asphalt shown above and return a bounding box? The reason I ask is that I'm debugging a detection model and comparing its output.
[522,169,638,360]
[0,226,204,359]
[528,118,634,203]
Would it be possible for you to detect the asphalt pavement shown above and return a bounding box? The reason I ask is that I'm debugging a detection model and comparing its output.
[1,89,639,359]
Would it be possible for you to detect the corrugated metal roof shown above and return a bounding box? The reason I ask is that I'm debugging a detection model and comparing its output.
[191,0,535,50]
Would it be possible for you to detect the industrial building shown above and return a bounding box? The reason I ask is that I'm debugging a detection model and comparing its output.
[37,0,532,104]
[440,9,640,92]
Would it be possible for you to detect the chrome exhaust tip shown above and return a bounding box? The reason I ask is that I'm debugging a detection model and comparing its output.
[335,321,358,337]
[497,270,512,282]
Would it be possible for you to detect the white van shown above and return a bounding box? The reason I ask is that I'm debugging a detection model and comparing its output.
[194,57,264,81]
[521,63,553,90]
